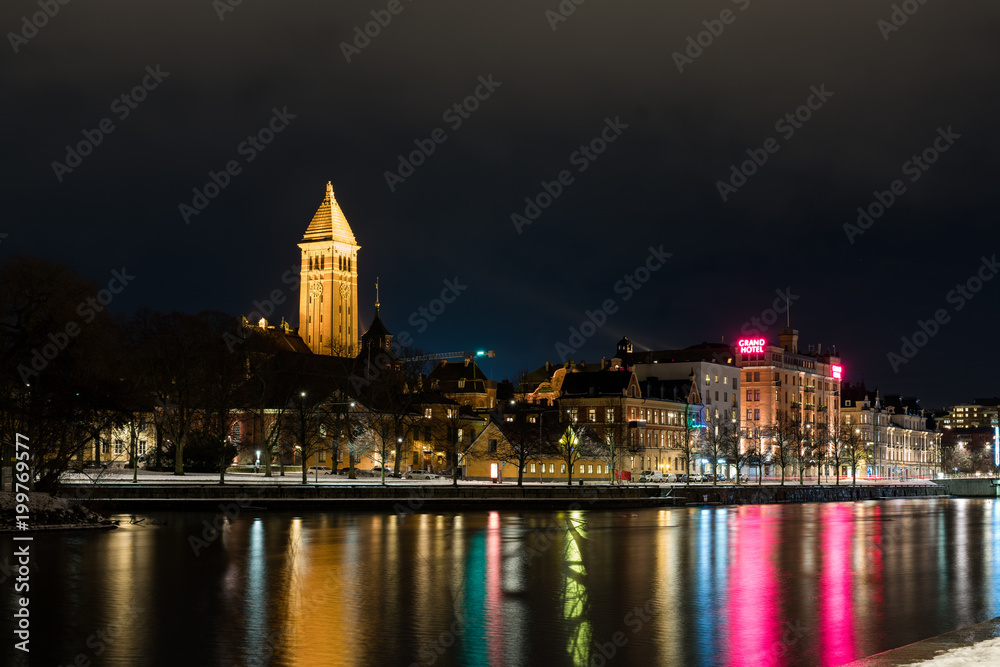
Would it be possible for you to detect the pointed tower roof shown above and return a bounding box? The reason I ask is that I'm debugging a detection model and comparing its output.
[302,181,357,244]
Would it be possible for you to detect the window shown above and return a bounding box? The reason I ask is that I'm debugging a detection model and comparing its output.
[457,428,463,443]
[746,389,752,402]
[753,372,760,382]
[138,440,147,456]
[715,391,719,401]
[319,450,326,462]
[101,440,110,455]
[753,390,760,401]
[724,392,728,402]
[597,465,602,474]
[488,439,497,453]
[458,379,466,389]
[530,463,536,473]
[561,464,566,474]
[424,408,432,419]
[447,408,454,419]
[754,409,760,420]
[587,465,593,473]
[746,409,752,421]
[114,440,124,455]
[232,423,241,443]
[705,373,710,384]
[549,464,555,473]
[588,408,596,422]
[579,464,585,474]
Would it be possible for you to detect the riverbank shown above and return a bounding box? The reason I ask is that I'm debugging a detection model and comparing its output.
[0,491,116,531]
[70,480,948,512]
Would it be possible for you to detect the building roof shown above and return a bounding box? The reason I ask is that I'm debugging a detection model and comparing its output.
[559,370,633,397]
[302,182,357,245]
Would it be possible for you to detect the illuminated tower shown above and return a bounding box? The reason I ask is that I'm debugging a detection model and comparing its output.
[298,182,360,356]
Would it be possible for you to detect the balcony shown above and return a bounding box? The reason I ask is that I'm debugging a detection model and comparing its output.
[790,401,802,408]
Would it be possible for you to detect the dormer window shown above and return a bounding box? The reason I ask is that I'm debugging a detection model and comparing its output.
[458,379,466,389]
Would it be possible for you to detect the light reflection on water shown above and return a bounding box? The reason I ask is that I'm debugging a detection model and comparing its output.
[3,499,999,667]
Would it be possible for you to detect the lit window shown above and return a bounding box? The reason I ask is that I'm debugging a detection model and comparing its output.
[530,463,536,473]
[424,408,432,419]
[597,465,602,474]
[549,464,555,473]
[588,465,593,473]
[561,464,566,474]
[579,464,585,473]
[588,408,596,422]
[114,440,123,455]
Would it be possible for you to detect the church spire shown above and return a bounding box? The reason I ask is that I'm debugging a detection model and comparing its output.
[375,276,380,311]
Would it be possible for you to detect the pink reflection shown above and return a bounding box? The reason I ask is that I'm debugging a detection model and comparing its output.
[819,504,856,666]
[726,507,780,666]
[487,512,503,666]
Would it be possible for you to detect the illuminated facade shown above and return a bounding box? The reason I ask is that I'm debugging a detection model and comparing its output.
[736,328,842,473]
[558,370,703,479]
[841,387,941,478]
[942,399,1000,429]
[297,182,360,356]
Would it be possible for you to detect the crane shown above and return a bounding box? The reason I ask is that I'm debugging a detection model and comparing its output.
[402,350,495,362]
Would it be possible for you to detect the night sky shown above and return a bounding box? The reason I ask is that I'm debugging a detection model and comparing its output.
[3,0,998,408]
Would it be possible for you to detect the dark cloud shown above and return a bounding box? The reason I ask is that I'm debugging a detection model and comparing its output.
[2,0,998,406]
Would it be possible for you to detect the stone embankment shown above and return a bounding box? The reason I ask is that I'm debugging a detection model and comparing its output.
[73,482,947,512]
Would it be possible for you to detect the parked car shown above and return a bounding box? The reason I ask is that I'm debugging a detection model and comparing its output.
[676,474,688,483]
[337,467,352,475]
[665,473,678,483]
[405,469,440,480]
[306,466,333,474]
[639,470,664,483]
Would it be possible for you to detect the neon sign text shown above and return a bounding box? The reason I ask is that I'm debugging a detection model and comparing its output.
[737,338,766,354]
[831,364,842,379]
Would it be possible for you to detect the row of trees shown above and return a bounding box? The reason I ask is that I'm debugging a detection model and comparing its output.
[0,256,452,491]
[698,415,873,486]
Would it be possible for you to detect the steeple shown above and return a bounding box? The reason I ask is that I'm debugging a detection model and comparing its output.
[360,279,393,357]
[302,181,357,245]
[297,182,361,356]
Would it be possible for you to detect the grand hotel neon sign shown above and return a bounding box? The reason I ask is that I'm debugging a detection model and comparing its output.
[737,338,766,354]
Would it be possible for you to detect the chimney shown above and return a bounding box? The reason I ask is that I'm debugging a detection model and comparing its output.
[545,361,551,373]
[779,328,799,354]
[601,357,607,370]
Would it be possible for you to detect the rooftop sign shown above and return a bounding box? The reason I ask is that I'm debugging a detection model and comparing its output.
[737,338,766,354]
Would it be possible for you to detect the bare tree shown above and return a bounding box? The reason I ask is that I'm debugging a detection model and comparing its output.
[841,424,873,486]
[771,413,797,486]
[700,420,729,482]
[721,420,755,485]
[588,400,628,484]
[826,427,848,485]
[789,420,815,485]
